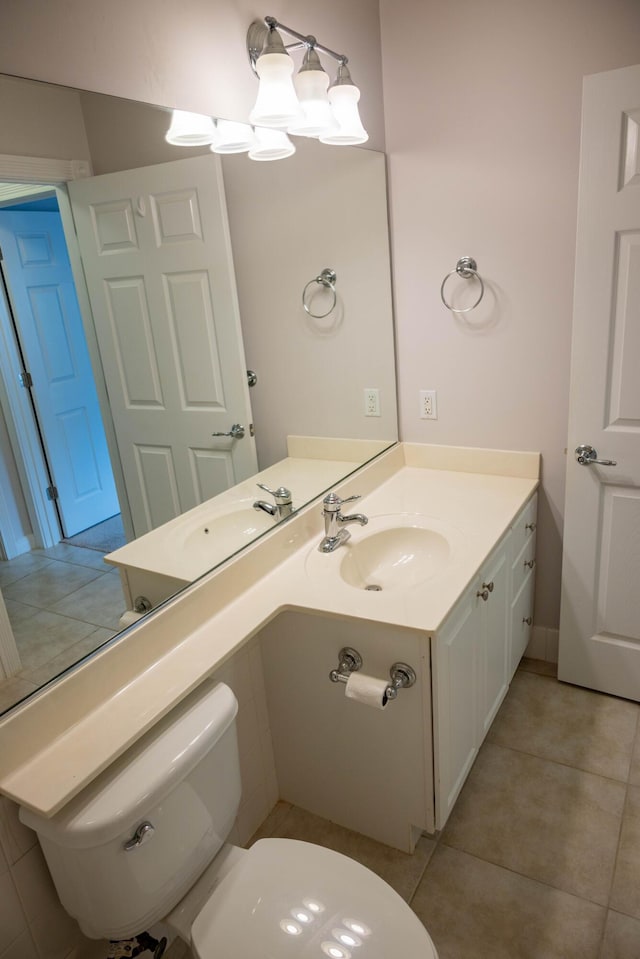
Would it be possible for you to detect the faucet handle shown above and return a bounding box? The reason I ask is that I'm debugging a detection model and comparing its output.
[256,482,292,505]
[322,491,361,512]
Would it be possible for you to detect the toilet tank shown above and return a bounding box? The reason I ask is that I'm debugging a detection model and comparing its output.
[20,682,241,941]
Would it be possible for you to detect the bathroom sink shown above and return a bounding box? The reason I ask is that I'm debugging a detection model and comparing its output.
[182,506,273,558]
[340,525,451,590]
[306,513,459,592]
[162,499,275,579]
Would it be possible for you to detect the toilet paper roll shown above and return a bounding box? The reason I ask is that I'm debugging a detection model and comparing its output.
[344,671,389,709]
[118,609,145,629]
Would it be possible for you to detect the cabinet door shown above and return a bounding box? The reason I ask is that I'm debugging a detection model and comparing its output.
[432,586,479,828]
[509,494,537,677]
[510,572,535,678]
[477,542,510,738]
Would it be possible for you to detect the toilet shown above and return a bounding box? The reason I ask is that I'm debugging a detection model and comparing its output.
[20,682,438,958]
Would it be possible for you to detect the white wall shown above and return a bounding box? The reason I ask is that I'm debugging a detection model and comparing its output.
[379,0,640,628]
[0,0,385,152]
[0,75,91,162]
[222,139,396,465]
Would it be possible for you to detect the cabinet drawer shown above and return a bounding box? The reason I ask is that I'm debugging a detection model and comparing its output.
[510,493,538,558]
[511,528,537,599]
[510,572,535,679]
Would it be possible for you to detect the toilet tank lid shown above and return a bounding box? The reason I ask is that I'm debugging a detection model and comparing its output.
[20,682,238,848]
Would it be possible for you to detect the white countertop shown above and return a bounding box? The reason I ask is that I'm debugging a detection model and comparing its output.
[0,443,538,818]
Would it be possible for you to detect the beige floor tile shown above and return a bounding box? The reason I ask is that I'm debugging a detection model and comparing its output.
[0,676,38,713]
[252,803,435,903]
[629,718,640,786]
[2,561,102,609]
[40,543,110,572]
[519,657,558,677]
[50,572,125,629]
[247,800,294,844]
[21,627,116,686]
[610,786,640,920]
[488,671,638,781]
[599,910,640,958]
[411,844,605,959]
[13,610,100,671]
[0,553,52,589]
[442,742,625,905]
[3,598,40,628]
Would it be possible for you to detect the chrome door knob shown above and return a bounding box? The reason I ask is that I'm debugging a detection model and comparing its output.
[575,444,616,466]
[211,423,245,439]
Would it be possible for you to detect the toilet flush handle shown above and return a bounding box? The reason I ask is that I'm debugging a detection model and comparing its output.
[123,820,155,852]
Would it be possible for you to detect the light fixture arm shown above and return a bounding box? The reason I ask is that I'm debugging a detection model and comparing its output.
[247,16,348,75]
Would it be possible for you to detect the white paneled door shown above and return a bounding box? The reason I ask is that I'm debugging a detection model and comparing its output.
[559,64,640,701]
[70,155,257,538]
[0,210,120,538]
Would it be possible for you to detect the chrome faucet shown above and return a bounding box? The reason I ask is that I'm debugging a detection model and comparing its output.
[253,483,293,521]
[318,492,368,553]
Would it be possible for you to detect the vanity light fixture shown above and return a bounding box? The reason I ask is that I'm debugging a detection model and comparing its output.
[165,109,218,146]
[211,120,256,154]
[247,16,368,145]
[248,126,296,161]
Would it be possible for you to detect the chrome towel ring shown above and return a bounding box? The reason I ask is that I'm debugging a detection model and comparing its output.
[440,256,485,313]
[303,267,337,318]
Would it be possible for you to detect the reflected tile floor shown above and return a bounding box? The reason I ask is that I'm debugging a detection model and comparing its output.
[0,543,121,712]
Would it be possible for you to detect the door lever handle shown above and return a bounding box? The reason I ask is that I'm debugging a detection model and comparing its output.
[212,423,245,439]
[575,444,616,467]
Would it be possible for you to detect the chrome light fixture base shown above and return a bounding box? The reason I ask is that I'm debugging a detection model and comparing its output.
[247,20,270,75]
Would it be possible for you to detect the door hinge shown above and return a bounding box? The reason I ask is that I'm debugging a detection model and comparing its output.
[18,370,33,389]
[46,485,59,502]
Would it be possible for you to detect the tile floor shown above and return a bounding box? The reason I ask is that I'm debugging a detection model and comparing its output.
[168,657,640,959]
[0,544,122,712]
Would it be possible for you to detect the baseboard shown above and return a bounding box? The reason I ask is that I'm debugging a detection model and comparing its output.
[525,626,559,664]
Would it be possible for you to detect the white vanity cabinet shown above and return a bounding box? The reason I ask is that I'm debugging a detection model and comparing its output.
[431,493,537,830]
[431,535,509,828]
[508,494,537,679]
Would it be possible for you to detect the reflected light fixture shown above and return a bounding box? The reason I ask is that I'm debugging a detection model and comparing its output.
[212,120,255,154]
[165,109,218,146]
[247,16,368,147]
[249,126,296,161]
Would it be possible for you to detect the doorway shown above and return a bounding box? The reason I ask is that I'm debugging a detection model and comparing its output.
[0,185,122,550]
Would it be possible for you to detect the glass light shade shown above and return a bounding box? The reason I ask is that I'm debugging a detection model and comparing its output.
[212,120,255,154]
[249,127,296,162]
[288,68,333,138]
[165,109,218,146]
[319,85,369,145]
[249,53,301,129]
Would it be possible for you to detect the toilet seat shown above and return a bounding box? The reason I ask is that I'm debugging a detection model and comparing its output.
[191,838,438,958]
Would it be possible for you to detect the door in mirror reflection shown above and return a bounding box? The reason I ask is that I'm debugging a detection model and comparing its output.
[69,155,258,537]
[0,207,120,536]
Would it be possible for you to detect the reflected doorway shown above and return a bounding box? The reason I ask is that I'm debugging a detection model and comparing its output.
[0,186,122,551]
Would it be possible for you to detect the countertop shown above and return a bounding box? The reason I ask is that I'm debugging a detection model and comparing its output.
[0,443,538,818]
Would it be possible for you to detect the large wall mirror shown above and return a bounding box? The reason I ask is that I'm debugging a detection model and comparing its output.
[0,73,397,715]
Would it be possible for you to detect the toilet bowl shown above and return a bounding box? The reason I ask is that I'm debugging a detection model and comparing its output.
[20,682,438,958]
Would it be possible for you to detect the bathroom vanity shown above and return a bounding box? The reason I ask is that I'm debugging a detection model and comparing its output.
[0,443,538,851]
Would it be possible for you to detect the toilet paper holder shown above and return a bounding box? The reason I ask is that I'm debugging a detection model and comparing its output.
[329,646,416,701]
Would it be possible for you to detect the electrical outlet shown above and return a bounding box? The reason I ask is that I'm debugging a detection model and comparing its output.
[364,388,380,417]
[419,389,437,420]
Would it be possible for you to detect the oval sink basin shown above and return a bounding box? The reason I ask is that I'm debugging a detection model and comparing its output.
[339,526,451,591]
[305,513,460,593]
[183,508,273,561]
